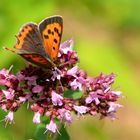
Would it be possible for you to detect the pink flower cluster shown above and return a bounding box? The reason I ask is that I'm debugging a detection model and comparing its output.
[0,39,122,133]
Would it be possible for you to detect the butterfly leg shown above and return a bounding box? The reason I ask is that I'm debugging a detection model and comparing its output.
[58,62,72,68]
[3,47,16,53]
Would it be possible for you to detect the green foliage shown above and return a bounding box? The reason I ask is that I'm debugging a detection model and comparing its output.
[34,123,46,140]
[56,124,70,140]
[64,90,83,99]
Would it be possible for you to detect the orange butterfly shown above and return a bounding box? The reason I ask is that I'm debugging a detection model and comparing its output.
[6,16,63,69]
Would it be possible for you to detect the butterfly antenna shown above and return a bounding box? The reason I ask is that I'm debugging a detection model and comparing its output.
[3,47,16,53]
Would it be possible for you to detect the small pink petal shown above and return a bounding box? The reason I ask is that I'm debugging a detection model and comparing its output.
[94,97,100,105]
[16,72,25,81]
[51,91,63,106]
[25,76,37,86]
[65,111,72,123]
[70,79,82,91]
[5,111,14,124]
[58,109,72,123]
[74,105,89,114]
[112,91,122,96]
[32,85,43,93]
[19,97,26,103]
[108,102,123,113]
[67,66,78,76]
[90,111,97,116]
[85,96,93,104]
[2,89,15,100]
[59,39,74,54]
[33,112,41,124]
[45,111,51,117]
[46,120,57,133]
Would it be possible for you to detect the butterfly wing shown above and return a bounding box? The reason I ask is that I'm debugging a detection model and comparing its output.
[39,16,63,61]
[20,53,53,68]
[13,23,53,68]
[15,23,45,55]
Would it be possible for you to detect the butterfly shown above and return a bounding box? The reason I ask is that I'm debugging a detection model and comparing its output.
[6,16,63,69]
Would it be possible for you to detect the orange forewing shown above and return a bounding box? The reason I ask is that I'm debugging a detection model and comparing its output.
[39,16,63,61]
[42,23,62,60]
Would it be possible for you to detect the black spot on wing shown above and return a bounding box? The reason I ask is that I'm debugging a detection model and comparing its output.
[54,38,57,44]
[48,29,51,34]
[54,27,58,33]
[53,46,55,50]
[39,16,63,34]
[44,34,49,39]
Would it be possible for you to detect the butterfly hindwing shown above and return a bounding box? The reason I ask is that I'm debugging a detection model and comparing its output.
[20,53,52,68]
[39,16,63,61]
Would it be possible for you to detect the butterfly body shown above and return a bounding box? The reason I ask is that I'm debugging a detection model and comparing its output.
[7,16,63,69]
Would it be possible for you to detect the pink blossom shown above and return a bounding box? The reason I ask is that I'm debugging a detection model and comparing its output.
[67,66,78,77]
[112,91,122,96]
[108,102,123,113]
[74,105,89,117]
[51,70,61,81]
[90,111,97,116]
[45,111,51,117]
[0,69,18,88]
[32,85,43,93]
[5,111,14,124]
[46,120,57,133]
[2,89,15,100]
[25,76,37,86]
[51,91,63,106]
[86,91,100,105]
[70,79,82,91]
[33,112,41,124]
[108,112,117,120]
[59,39,74,55]
[58,108,72,123]
[16,72,25,81]
[19,97,26,103]
[0,68,9,75]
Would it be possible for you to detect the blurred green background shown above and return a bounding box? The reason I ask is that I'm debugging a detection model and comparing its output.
[0,0,140,140]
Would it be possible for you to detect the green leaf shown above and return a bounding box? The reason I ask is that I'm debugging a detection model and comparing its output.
[34,123,47,140]
[64,90,83,99]
[56,124,70,140]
